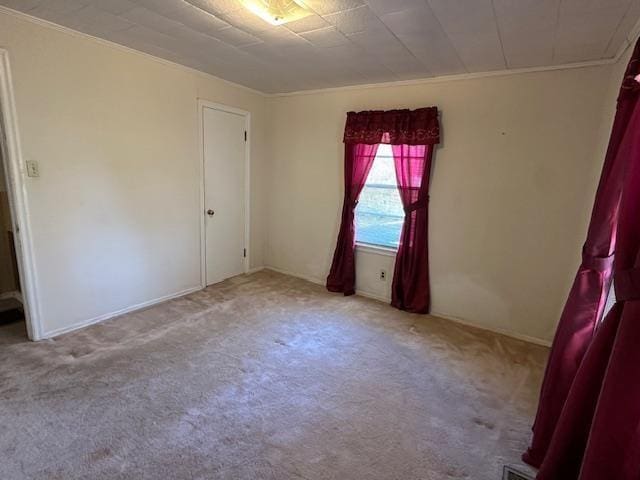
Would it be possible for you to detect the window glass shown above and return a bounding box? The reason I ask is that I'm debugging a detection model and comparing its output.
[355,144,403,249]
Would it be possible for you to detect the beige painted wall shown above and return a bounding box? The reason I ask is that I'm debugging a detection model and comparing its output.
[266,65,616,343]
[0,10,268,336]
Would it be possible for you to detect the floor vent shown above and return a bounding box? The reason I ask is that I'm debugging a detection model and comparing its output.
[503,465,536,480]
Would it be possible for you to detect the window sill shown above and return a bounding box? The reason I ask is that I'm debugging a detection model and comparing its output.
[355,242,398,257]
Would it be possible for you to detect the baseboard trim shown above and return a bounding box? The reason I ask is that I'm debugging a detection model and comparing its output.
[263,265,551,347]
[430,310,552,347]
[263,266,325,286]
[354,289,391,303]
[41,285,203,339]
[247,266,265,274]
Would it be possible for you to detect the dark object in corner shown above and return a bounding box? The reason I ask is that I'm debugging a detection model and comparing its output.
[0,307,24,326]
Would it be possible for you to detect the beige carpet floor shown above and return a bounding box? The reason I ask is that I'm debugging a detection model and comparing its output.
[0,271,547,480]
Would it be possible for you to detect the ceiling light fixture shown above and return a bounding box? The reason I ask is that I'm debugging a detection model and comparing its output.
[239,0,313,26]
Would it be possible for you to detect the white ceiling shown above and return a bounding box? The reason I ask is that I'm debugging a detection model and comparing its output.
[2,0,640,93]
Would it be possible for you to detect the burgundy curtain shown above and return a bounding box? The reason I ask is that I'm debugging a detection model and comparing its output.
[524,39,640,479]
[326,143,379,295]
[327,108,440,298]
[391,144,434,313]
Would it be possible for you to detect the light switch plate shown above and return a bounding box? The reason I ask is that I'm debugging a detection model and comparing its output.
[26,160,39,177]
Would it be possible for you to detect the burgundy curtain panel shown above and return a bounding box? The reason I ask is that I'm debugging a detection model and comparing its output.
[326,108,440,307]
[326,143,379,295]
[391,144,434,313]
[524,39,640,479]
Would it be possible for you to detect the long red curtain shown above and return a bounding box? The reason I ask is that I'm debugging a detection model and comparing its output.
[391,144,434,313]
[524,39,640,479]
[326,143,379,295]
[327,108,440,301]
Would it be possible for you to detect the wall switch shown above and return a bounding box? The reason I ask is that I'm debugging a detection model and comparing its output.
[26,160,39,178]
[380,269,387,281]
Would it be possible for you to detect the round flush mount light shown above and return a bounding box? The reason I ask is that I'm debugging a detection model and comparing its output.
[240,0,313,25]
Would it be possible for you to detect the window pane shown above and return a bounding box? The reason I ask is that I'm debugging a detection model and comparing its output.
[355,145,403,249]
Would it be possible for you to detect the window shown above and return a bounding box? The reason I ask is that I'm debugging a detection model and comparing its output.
[355,144,403,249]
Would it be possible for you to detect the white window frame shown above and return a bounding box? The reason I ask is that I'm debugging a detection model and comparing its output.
[355,146,402,253]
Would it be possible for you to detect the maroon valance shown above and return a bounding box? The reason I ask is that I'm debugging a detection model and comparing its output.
[343,107,440,145]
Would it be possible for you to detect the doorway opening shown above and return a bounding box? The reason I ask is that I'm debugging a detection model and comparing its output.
[0,49,41,340]
[0,135,24,338]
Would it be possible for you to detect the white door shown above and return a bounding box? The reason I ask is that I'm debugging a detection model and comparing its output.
[202,106,246,286]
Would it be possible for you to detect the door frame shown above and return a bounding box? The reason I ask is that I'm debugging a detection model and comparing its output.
[0,49,42,340]
[197,99,251,288]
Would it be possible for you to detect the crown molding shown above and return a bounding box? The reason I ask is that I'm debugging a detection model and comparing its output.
[0,5,268,98]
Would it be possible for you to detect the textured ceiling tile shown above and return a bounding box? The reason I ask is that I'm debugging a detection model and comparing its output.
[254,27,309,45]
[211,25,262,46]
[366,0,431,16]
[30,0,89,14]
[555,6,628,61]
[120,24,179,50]
[553,42,611,64]
[120,6,183,32]
[180,0,239,15]
[493,0,560,33]
[428,0,497,34]
[429,0,505,71]
[218,7,274,33]
[300,27,350,47]
[493,0,559,68]
[304,0,365,15]
[348,56,393,77]
[499,31,556,68]
[132,0,184,15]
[200,42,252,64]
[448,32,506,71]
[605,0,640,56]
[72,4,134,32]
[324,5,383,34]
[344,28,428,77]
[345,25,395,50]
[239,42,288,62]
[91,0,136,15]
[166,4,230,32]
[320,42,363,61]
[378,49,428,76]
[560,0,631,14]
[0,0,44,11]
[284,13,330,33]
[12,5,64,25]
[130,40,199,64]
[380,6,466,75]
[164,22,220,44]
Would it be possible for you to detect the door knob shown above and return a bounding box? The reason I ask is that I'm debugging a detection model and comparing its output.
[207,209,215,216]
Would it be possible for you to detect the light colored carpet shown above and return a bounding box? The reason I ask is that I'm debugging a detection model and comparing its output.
[0,270,547,479]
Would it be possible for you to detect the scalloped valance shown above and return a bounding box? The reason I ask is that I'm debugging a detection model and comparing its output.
[343,107,440,145]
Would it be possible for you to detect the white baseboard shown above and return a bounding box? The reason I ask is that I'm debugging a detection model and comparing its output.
[262,265,551,347]
[430,310,551,347]
[247,266,265,274]
[41,285,203,339]
[354,289,391,303]
[263,265,325,286]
